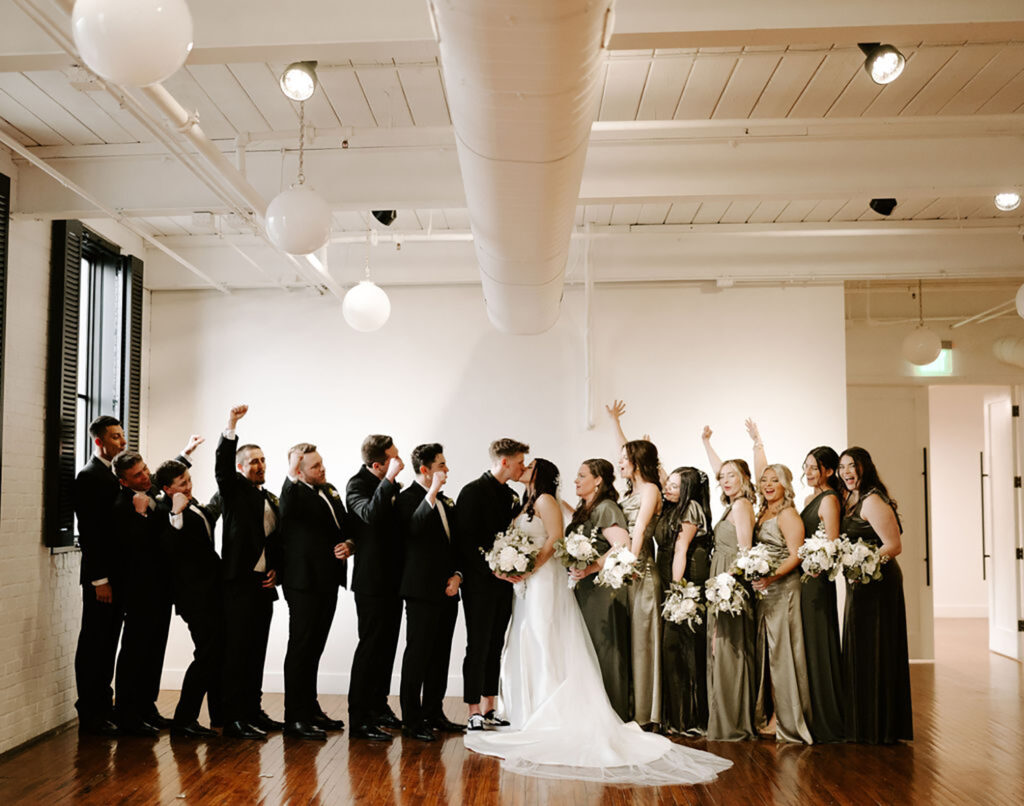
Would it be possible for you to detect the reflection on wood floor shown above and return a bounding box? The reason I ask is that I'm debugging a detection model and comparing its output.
[0,619,1021,805]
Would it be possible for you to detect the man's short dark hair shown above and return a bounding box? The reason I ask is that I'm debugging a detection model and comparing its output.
[154,460,188,489]
[361,434,394,467]
[89,415,121,440]
[411,443,443,473]
[489,438,529,461]
[112,450,144,480]
[236,443,262,461]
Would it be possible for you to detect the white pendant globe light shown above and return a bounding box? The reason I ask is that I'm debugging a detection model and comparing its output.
[72,0,194,86]
[343,281,391,332]
[1016,283,1024,319]
[265,186,333,255]
[902,279,942,365]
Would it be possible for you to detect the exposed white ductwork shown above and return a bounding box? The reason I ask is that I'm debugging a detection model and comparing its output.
[429,0,614,334]
[993,336,1024,368]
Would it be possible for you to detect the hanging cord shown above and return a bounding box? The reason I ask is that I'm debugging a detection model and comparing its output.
[917,279,924,325]
[296,100,306,186]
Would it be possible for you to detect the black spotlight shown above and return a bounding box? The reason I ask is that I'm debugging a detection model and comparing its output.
[371,210,397,227]
[869,198,898,217]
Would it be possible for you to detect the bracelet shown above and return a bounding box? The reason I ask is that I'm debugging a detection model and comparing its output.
[753,441,764,448]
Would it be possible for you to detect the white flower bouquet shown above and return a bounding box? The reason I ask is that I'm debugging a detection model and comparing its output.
[553,526,601,588]
[595,545,640,590]
[797,523,842,580]
[704,572,748,616]
[731,543,778,584]
[661,580,705,629]
[837,536,887,585]
[482,525,539,576]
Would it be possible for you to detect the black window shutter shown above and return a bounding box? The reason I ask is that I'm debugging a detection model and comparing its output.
[120,254,144,447]
[0,172,9,514]
[45,220,84,548]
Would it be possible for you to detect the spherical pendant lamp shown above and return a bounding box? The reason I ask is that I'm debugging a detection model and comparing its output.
[265,186,333,255]
[1016,283,1024,319]
[902,326,942,366]
[72,0,194,86]
[343,281,391,332]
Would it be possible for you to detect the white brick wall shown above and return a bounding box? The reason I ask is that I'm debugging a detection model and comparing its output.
[0,208,83,755]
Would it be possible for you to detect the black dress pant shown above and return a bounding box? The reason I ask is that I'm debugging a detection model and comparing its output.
[115,585,172,723]
[460,580,512,704]
[348,592,403,725]
[400,595,459,727]
[283,587,338,724]
[222,574,275,723]
[173,603,224,726]
[74,584,125,725]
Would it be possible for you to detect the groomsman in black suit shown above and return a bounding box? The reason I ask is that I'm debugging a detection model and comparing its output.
[455,438,528,731]
[345,434,404,741]
[110,439,202,735]
[154,460,222,738]
[212,404,282,740]
[397,443,465,742]
[278,443,352,741]
[73,415,127,735]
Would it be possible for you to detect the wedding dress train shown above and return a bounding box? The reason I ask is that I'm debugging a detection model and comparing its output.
[463,513,732,785]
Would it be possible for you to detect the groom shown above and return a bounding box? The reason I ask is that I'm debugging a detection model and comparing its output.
[455,438,528,731]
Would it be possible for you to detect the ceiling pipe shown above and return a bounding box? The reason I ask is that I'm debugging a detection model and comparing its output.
[430,0,614,333]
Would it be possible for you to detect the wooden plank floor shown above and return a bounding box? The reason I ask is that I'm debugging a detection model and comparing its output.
[0,619,1021,805]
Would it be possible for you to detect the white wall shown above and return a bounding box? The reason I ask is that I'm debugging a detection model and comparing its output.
[147,282,848,694]
[928,385,1003,618]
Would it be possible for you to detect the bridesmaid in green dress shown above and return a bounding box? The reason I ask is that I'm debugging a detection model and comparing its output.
[618,440,664,729]
[701,427,757,741]
[838,447,914,744]
[750,464,813,743]
[655,467,713,735]
[566,459,633,722]
[798,447,846,743]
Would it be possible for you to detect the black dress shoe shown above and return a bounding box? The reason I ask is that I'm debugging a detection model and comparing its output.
[283,721,327,741]
[350,723,392,741]
[312,714,346,731]
[171,721,218,738]
[428,716,467,733]
[482,710,510,727]
[376,712,402,730]
[119,719,159,737]
[144,712,173,730]
[78,718,121,737]
[222,720,267,740]
[250,711,285,732]
[402,723,436,742]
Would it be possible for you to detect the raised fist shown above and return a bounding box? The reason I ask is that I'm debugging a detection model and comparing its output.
[701,426,713,441]
[385,456,405,482]
[183,434,205,456]
[430,470,447,491]
[228,404,248,428]
[133,493,151,515]
[171,492,189,515]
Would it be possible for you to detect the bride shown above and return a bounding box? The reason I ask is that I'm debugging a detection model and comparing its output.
[464,458,732,785]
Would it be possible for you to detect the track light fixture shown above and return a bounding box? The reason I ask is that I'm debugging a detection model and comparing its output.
[869,198,898,217]
[858,43,906,85]
[994,192,1021,212]
[372,210,398,227]
[280,61,318,101]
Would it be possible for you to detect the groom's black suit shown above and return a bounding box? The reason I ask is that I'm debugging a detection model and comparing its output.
[397,482,460,728]
[345,466,404,728]
[212,433,280,725]
[279,479,349,724]
[455,472,519,704]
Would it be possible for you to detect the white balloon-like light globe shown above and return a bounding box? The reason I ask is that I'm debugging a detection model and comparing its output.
[902,326,942,366]
[343,281,391,332]
[265,187,333,255]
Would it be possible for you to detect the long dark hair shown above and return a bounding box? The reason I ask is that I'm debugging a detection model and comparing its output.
[806,445,844,502]
[523,458,560,520]
[623,439,661,495]
[840,446,898,514]
[664,466,712,539]
[569,458,618,531]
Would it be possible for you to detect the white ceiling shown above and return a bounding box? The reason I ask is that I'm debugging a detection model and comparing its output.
[1,0,1024,294]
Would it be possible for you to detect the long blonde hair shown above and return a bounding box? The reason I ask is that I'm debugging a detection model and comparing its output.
[757,463,796,519]
[718,459,757,507]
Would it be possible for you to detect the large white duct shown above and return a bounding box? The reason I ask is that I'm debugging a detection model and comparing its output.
[993,336,1024,368]
[429,0,614,334]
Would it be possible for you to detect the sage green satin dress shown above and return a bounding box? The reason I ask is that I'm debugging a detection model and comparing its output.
[753,515,813,743]
[706,504,756,741]
[620,491,663,728]
[572,499,632,722]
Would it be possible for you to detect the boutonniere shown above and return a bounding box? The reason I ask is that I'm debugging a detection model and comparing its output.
[440,494,455,509]
[266,492,279,507]
[511,492,521,506]
[327,487,340,499]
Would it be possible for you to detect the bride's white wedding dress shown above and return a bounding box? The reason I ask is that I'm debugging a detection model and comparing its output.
[464,511,732,785]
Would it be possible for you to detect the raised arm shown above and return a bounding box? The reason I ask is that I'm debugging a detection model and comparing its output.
[605,399,629,450]
[701,426,723,478]
[745,418,767,482]
[861,493,903,558]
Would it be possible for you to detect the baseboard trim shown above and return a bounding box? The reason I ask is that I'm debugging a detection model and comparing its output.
[0,719,77,763]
